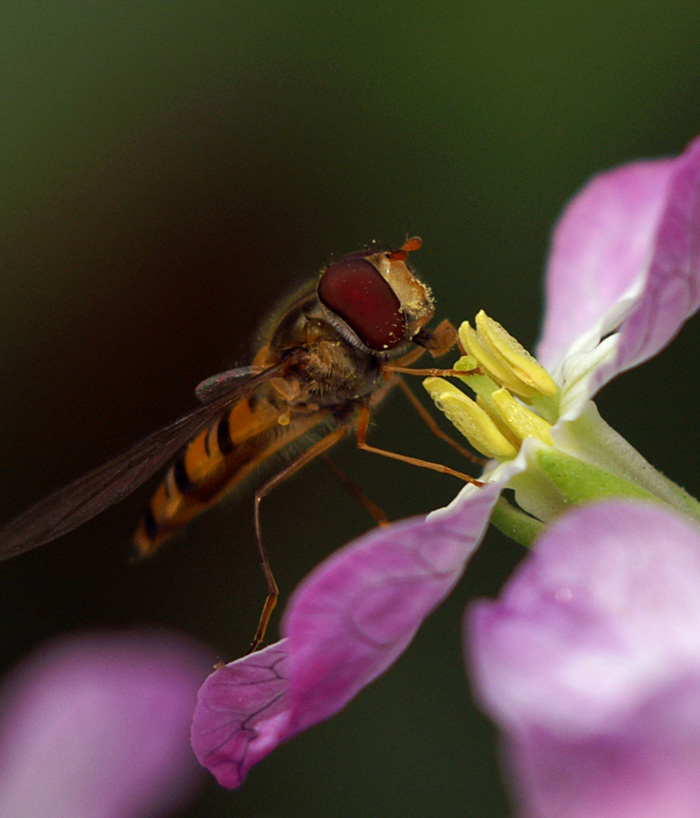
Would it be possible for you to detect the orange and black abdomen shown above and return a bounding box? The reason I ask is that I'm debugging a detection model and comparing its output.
[133,395,305,558]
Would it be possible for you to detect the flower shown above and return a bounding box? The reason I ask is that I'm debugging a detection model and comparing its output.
[0,630,211,818]
[192,135,700,788]
[423,137,700,537]
[469,500,700,818]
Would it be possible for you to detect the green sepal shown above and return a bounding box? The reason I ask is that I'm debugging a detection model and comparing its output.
[534,448,658,506]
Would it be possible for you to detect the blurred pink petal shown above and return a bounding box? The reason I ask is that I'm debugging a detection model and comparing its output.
[469,501,700,818]
[192,482,500,787]
[0,631,211,818]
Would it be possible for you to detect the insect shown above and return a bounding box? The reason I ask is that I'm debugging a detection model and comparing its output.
[0,237,477,650]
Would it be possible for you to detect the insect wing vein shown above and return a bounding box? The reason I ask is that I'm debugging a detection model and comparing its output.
[0,359,296,560]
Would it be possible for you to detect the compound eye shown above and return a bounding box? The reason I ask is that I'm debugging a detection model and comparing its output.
[318,253,406,350]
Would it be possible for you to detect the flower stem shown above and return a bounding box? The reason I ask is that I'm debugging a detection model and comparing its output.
[490,496,544,548]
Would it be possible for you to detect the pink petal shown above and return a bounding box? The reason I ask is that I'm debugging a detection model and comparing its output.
[538,136,700,386]
[612,139,700,376]
[192,482,500,788]
[537,158,673,369]
[190,640,290,790]
[0,631,210,818]
[468,501,700,818]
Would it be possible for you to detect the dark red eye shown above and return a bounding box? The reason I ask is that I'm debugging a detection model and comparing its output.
[318,253,406,350]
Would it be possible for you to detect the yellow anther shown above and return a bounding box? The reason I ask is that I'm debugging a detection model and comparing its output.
[425,312,562,465]
[459,312,558,401]
[476,312,558,397]
[423,378,518,461]
[475,394,521,448]
[491,388,554,446]
[460,321,533,399]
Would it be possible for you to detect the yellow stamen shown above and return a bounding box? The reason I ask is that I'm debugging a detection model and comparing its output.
[425,311,560,465]
[475,395,522,448]
[459,311,558,401]
[424,378,518,460]
[490,388,554,446]
[460,321,534,400]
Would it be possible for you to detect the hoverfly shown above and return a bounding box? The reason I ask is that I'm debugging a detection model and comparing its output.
[0,237,477,650]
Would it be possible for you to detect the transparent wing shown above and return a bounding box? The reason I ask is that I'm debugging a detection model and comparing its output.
[195,365,264,403]
[0,358,296,560]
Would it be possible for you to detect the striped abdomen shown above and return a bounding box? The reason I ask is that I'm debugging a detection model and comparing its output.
[133,394,324,558]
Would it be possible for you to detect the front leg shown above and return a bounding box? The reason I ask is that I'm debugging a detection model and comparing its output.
[412,318,463,358]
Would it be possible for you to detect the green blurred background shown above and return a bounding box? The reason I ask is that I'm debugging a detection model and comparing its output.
[2,2,700,815]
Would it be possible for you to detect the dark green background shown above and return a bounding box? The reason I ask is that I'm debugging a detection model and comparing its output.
[2,3,700,816]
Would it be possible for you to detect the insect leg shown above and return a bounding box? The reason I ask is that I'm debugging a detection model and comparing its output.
[412,318,464,357]
[382,365,480,378]
[249,423,347,653]
[355,405,482,486]
[322,455,390,527]
[383,319,471,378]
